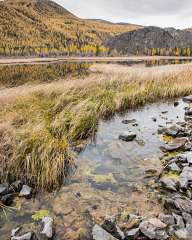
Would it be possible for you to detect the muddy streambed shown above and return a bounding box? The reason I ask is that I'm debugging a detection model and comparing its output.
[0,99,188,239]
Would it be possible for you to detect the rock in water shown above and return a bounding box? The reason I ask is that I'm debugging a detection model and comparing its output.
[159,176,178,192]
[41,217,53,238]
[92,225,118,240]
[119,131,136,142]
[19,185,32,198]
[102,216,125,239]
[11,232,32,240]
[0,183,9,195]
[1,194,14,206]
[183,95,192,103]
[125,228,140,239]
[122,119,136,124]
[139,218,168,240]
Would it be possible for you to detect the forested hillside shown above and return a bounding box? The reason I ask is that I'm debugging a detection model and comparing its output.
[0,0,141,56]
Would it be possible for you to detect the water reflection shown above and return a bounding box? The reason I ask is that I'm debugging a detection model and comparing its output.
[0,62,91,87]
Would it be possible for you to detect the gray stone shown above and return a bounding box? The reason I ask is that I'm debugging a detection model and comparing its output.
[11,232,32,240]
[173,213,185,229]
[1,194,14,206]
[182,212,192,225]
[19,185,32,198]
[183,95,192,103]
[174,228,189,239]
[102,216,125,240]
[167,162,181,173]
[139,218,168,240]
[160,176,178,192]
[182,152,192,164]
[11,227,21,237]
[158,213,175,225]
[92,224,118,240]
[119,131,136,142]
[10,181,23,193]
[180,167,192,190]
[41,216,53,239]
[164,196,192,214]
[122,119,136,124]
[0,183,9,195]
[160,138,187,152]
[125,228,140,239]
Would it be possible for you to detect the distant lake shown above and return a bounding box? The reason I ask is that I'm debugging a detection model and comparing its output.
[0,59,192,87]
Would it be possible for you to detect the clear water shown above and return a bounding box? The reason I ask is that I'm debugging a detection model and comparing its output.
[0,99,187,239]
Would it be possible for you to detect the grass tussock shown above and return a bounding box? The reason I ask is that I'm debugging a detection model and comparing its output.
[1,63,192,190]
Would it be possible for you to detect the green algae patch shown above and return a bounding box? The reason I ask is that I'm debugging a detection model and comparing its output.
[82,165,116,184]
[32,210,50,221]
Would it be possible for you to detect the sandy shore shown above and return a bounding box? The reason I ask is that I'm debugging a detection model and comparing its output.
[1,56,192,65]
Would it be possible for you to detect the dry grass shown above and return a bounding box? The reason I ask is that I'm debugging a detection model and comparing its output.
[1,63,192,190]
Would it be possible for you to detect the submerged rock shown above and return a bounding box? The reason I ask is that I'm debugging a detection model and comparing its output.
[92,224,118,240]
[122,119,136,124]
[19,185,32,199]
[119,131,136,142]
[139,218,168,240]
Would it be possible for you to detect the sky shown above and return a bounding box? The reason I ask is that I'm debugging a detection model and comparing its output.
[54,0,192,29]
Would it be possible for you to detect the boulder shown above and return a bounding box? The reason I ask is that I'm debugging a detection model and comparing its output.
[19,185,32,199]
[119,132,136,142]
[92,224,118,240]
[139,218,168,240]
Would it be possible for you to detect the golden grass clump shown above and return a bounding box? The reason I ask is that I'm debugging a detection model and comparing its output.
[1,63,192,190]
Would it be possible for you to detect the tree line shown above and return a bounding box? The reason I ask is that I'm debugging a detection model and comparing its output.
[0,44,109,57]
[144,47,192,56]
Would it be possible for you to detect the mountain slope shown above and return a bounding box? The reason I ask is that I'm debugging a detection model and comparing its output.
[0,0,141,56]
[106,26,192,55]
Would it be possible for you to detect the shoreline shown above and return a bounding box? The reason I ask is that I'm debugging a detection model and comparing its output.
[1,56,192,66]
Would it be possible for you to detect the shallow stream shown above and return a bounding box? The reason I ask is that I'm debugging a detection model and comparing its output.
[0,98,188,239]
